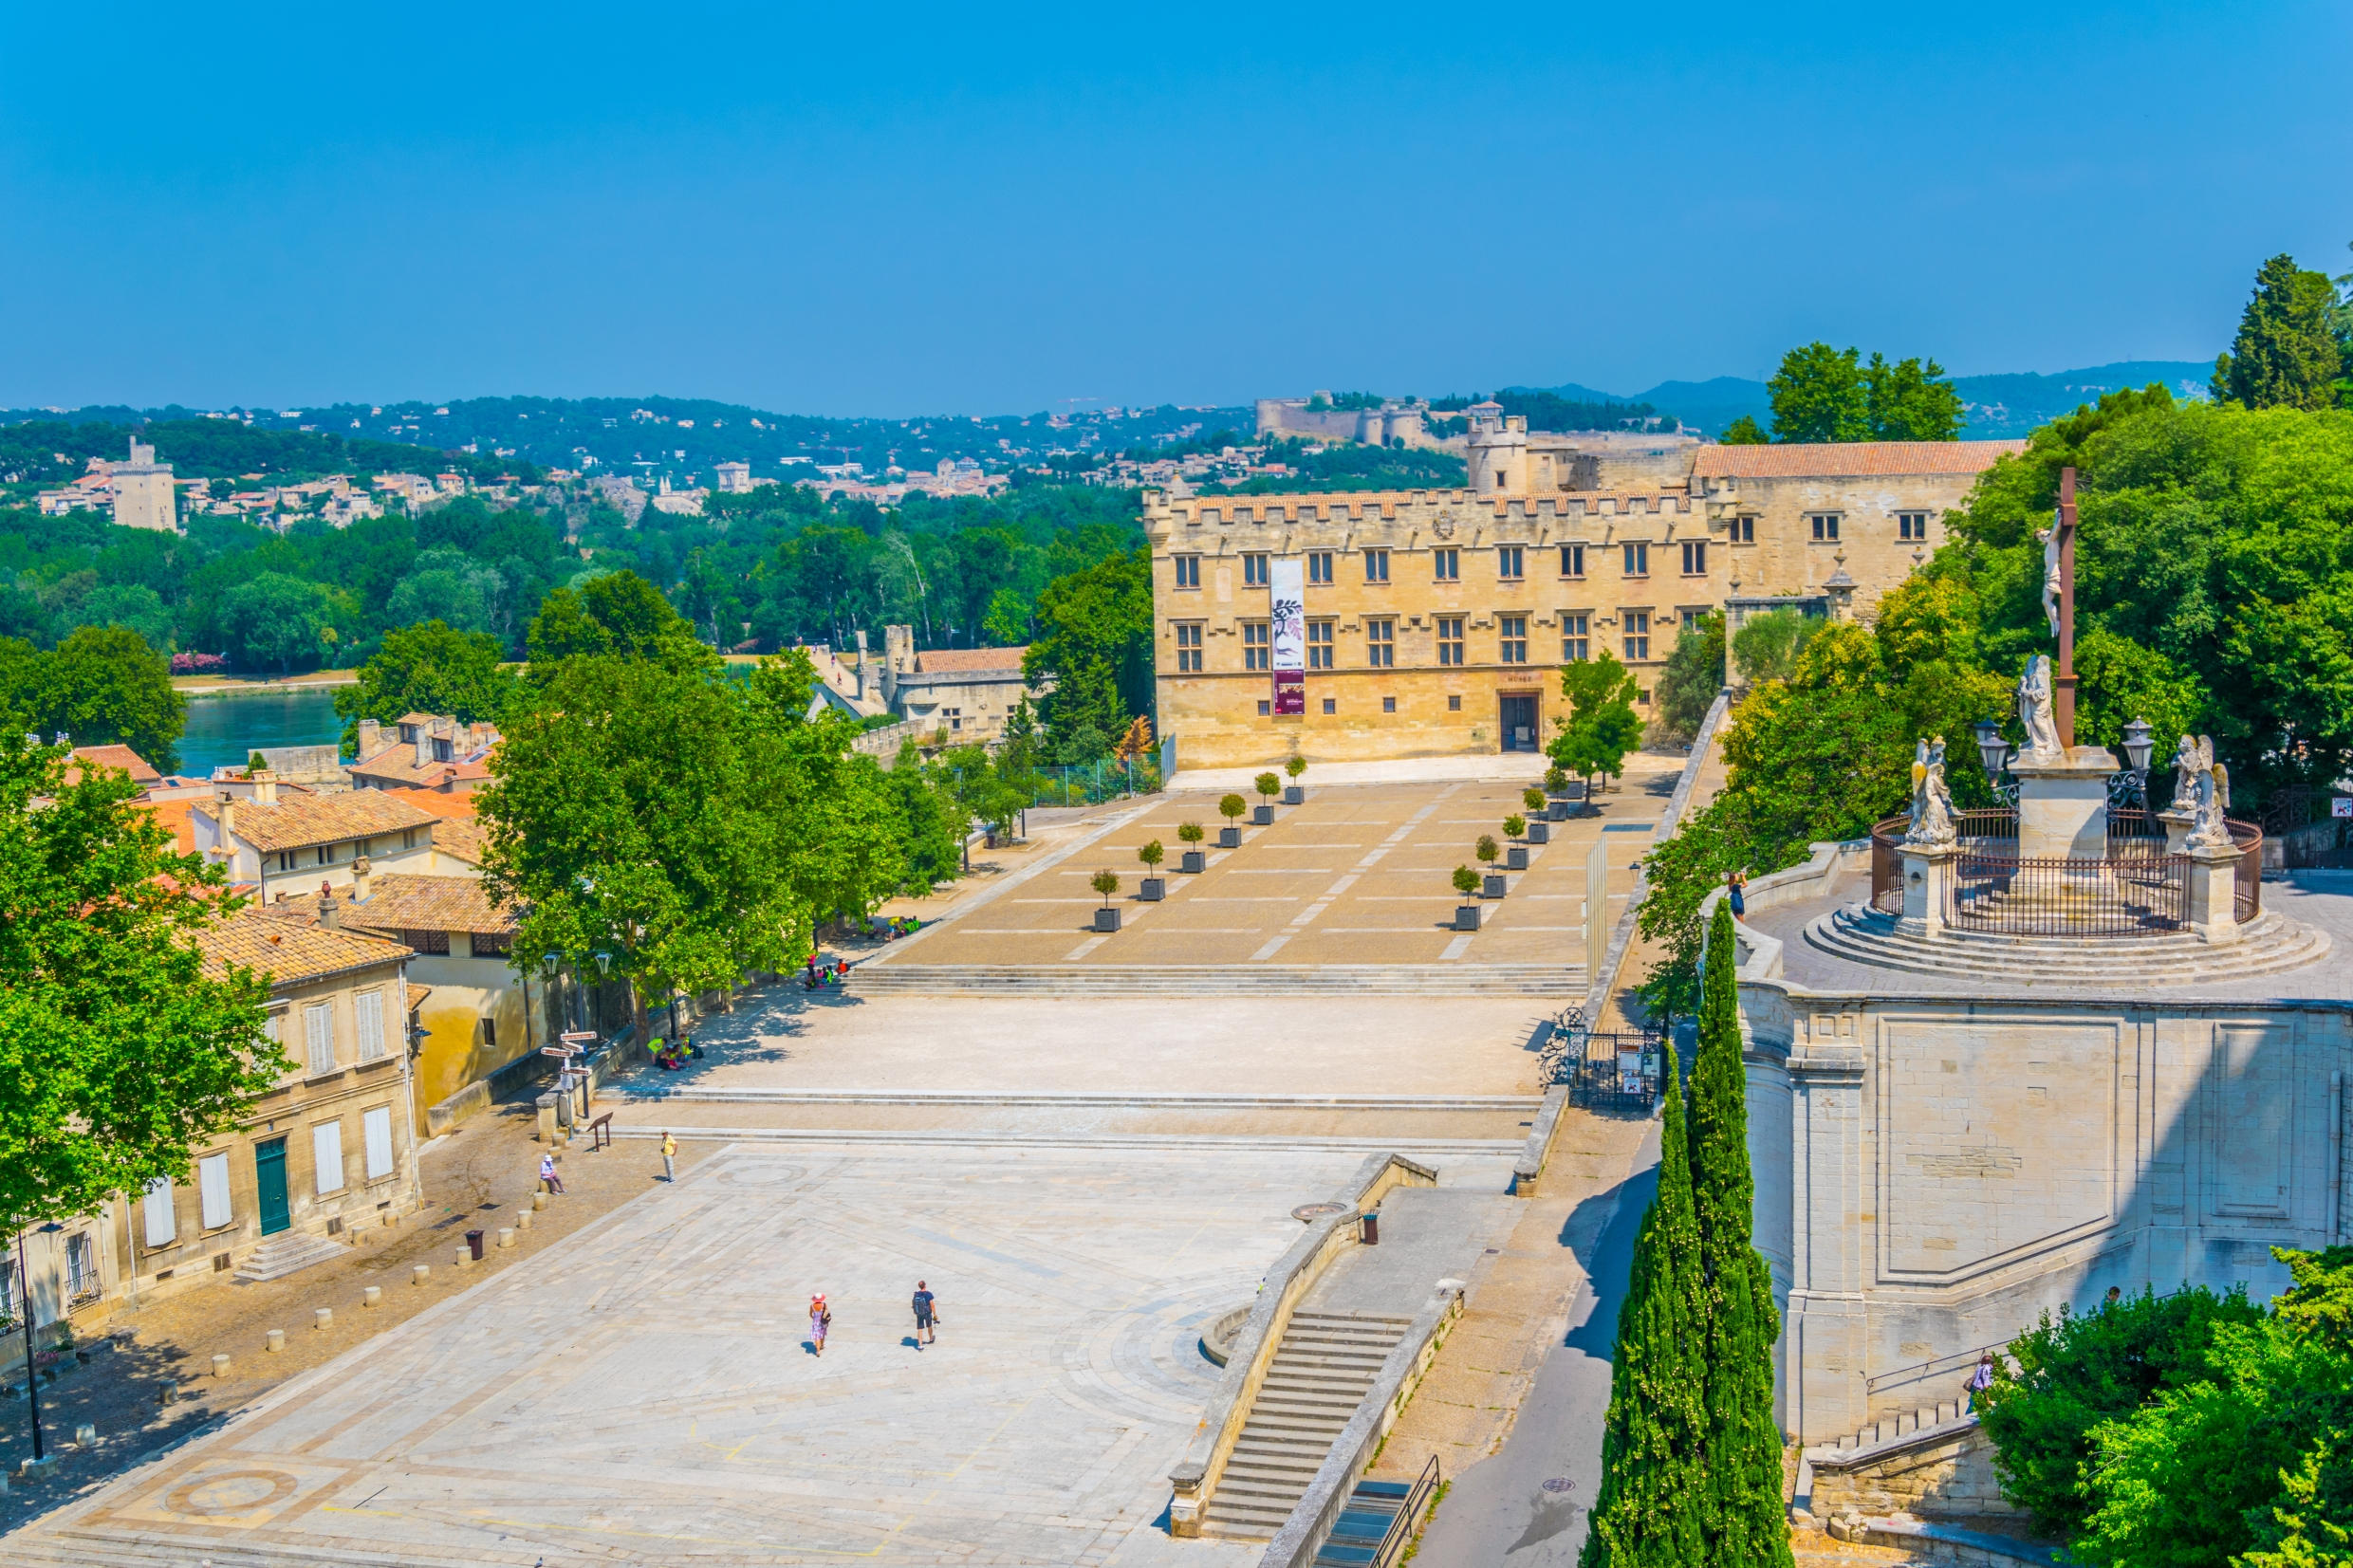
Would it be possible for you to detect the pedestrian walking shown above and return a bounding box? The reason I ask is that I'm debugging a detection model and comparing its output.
[1727,869,1748,919]
[660,1131,676,1184]
[539,1152,565,1195]
[809,1293,831,1356]
[1965,1352,1995,1412]
[912,1281,938,1346]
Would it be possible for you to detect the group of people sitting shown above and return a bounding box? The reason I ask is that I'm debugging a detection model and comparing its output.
[651,1036,701,1071]
[876,914,923,940]
[802,955,852,990]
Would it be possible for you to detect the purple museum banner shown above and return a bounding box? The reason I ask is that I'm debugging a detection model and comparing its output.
[1269,558,1306,715]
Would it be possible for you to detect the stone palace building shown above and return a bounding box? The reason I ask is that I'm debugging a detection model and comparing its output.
[1147,406,2022,769]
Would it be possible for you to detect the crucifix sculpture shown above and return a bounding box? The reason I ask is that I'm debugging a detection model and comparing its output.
[2052,467,2078,749]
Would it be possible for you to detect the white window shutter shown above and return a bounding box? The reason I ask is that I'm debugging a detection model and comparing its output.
[355,989,385,1061]
[142,1177,176,1248]
[312,1120,344,1194]
[363,1107,394,1181]
[198,1153,232,1228]
[306,1003,334,1075]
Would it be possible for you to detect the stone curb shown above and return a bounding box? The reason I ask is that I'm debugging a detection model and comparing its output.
[618,1089,1545,1110]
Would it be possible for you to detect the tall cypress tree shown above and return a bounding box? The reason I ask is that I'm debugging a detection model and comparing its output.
[1580,1051,1707,1568]
[1688,901,1793,1568]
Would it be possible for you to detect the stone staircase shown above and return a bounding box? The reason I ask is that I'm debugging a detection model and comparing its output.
[231,1228,345,1283]
[850,963,1584,997]
[1202,1310,1413,1540]
[1803,1396,1975,1465]
[1804,903,2331,986]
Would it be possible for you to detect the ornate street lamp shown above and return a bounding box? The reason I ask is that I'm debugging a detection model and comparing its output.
[1973,719,2014,796]
[2109,716,2157,810]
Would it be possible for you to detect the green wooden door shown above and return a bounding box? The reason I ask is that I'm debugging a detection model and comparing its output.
[254,1136,290,1236]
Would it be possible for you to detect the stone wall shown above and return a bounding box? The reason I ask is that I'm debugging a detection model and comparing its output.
[1809,1427,2020,1522]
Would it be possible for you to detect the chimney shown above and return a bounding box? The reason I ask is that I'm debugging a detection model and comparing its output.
[251,767,278,806]
[319,888,342,929]
[414,725,433,768]
[855,630,869,701]
[357,718,381,757]
[215,791,236,841]
[350,854,372,903]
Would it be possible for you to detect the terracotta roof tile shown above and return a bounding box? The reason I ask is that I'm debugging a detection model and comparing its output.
[141,799,202,856]
[64,745,162,787]
[380,788,479,821]
[195,790,438,854]
[430,817,487,866]
[340,874,516,936]
[195,907,412,986]
[1691,440,2025,478]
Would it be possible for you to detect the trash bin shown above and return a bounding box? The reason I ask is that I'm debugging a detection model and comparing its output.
[465,1229,486,1262]
[1360,1212,1380,1245]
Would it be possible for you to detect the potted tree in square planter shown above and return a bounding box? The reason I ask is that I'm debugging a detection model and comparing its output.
[1453,865,1482,930]
[1523,788,1551,844]
[1176,821,1206,874]
[1545,767,1573,821]
[1251,772,1281,825]
[1503,815,1529,870]
[1217,794,1247,847]
[1138,839,1166,900]
[1476,835,1506,898]
[1090,870,1121,931]
[1282,754,1307,805]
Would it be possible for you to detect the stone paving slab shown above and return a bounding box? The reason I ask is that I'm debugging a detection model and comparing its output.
[1,1141,1359,1566]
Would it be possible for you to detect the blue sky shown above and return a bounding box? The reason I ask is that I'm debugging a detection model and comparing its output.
[4,2,2347,416]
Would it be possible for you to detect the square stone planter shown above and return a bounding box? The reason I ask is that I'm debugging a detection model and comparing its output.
[1547,800,1571,821]
[1506,845,1529,871]
[1139,876,1166,901]
[1251,804,1274,825]
[1454,904,1482,931]
[1093,907,1121,932]
[1528,821,1550,845]
[1283,786,1305,805]
[1180,850,1206,874]
[1483,873,1508,899]
[1218,826,1242,848]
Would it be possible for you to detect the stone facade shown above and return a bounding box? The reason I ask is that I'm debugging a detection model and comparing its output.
[1731,843,2353,1446]
[1148,416,2022,770]
[1808,1427,2017,1522]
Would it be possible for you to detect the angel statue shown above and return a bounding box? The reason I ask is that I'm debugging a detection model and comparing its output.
[2178,734,2234,850]
[2016,655,2064,763]
[2169,731,2202,813]
[2037,520,2063,638]
[1904,735,1956,847]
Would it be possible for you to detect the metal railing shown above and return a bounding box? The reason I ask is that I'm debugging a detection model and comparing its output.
[2236,823,2264,921]
[1868,808,2263,937]
[1549,1017,1664,1113]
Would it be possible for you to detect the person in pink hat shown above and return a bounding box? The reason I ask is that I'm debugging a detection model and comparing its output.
[809,1293,831,1356]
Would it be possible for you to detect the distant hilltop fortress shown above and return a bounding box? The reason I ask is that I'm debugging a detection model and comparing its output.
[1256,394,1443,449]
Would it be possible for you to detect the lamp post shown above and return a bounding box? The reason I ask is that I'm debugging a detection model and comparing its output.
[15,1221,62,1464]
[2110,716,2156,810]
[1973,719,2017,806]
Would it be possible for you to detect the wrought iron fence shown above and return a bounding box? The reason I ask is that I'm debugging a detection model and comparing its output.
[1023,756,1163,808]
[1547,1005,1664,1113]
[1869,818,1905,914]
[2235,821,2264,922]
[1947,849,2191,936]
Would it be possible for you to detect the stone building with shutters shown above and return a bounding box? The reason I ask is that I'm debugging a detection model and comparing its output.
[1148,409,2023,768]
[112,897,427,1301]
[187,771,448,902]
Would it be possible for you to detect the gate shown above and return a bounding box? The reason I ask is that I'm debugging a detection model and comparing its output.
[1544,1005,1665,1113]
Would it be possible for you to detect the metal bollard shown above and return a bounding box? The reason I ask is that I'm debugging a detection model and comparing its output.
[264,1329,284,1353]
[362,1286,381,1308]
[313,1308,332,1331]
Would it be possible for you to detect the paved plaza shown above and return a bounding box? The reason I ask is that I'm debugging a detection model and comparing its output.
[2,1142,1389,1567]
[870,772,1673,973]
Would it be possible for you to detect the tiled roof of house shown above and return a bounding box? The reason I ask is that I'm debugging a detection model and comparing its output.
[1691,440,2026,478]
[349,736,498,789]
[430,816,487,866]
[340,874,517,936]
[65,745,162,787]
[914,646,1028,673]
[142,799,203,856]
[195,790,439,854]
[195,907,411,986]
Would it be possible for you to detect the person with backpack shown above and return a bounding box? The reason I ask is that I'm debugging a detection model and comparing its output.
[809,1293,831,1356]
[912,1281,939,1347]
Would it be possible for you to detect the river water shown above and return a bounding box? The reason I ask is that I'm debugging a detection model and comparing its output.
[177,688,346,776]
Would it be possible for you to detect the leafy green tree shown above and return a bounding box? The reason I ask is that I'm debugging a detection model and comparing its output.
[981,586,1033,645]
[1550,650,1645,790]
[2212,254,2344,411]
[1655,611,1725,745]
[78,583,174,650]
[1024,545,1152,758]
[1864,353,1966,441]
[1718,415,1769,445]
[1580,1048,1707,1568]
[1689,903,1793,1568]
[31,625,187,773]
[386,545,507,637]
[1451,865,1479,898]
[1768,342,1870,443]
[1729,609,1820,686]
[0,732,284,1239]
[526,569,711,669]
[217,571,343,674]
[334,620,522,753]
[1978,1283,2263,1537]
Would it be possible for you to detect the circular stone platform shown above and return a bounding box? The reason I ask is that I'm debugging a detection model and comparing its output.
[1803,901,2333,986]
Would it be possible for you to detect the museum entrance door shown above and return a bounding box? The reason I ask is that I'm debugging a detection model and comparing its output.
[1499,692,1538,752]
